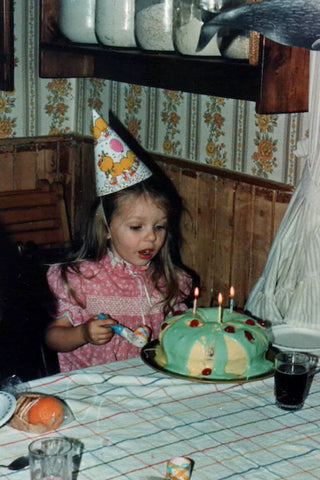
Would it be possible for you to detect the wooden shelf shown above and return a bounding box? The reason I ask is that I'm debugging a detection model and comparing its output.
[39,0,309,114]
[0,0,14,91]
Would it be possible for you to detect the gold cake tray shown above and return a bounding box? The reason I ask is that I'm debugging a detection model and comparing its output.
[141,340,274,384]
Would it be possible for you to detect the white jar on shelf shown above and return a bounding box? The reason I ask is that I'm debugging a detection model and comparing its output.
[135,0,174,51]
[95,0,136,47]
[173,0,221,56]
[59,0,98,44]
[217,29,250,60]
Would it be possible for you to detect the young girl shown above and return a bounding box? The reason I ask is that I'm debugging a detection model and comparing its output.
[45,112,193,372]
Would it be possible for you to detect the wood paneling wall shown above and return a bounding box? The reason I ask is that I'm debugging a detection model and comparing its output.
[0,135,95,237]
[0,136,293,308]
[154,155,293,309]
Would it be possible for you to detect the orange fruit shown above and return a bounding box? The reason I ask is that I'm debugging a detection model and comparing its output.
[28,396,64,430]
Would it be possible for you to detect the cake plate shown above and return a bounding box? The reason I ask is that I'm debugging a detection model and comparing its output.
[141,340,274,384]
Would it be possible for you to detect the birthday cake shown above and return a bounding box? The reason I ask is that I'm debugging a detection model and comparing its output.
[154,308,272,380]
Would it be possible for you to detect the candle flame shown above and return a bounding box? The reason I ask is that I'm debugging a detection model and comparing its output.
[229,286,235,297]
[218,293,223,305]
[194,287,199,298]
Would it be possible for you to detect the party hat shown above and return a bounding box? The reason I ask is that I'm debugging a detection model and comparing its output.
[93,110,152,196]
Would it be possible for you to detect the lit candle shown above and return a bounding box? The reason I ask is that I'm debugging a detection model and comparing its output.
[229,286,235,313]
[217,293,223,323]
[192,287,199,315]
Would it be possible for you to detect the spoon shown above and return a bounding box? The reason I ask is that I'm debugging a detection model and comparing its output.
[0,455,29,470]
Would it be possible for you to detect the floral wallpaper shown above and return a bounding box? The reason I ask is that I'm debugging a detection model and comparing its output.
[0,0,310,186]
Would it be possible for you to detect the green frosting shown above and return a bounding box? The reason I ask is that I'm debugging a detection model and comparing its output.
[155,308,273,380]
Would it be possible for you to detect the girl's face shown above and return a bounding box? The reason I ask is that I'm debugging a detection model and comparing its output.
[108,194,168,266]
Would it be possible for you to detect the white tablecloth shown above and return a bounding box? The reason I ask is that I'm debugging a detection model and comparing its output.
[1,357,320,479]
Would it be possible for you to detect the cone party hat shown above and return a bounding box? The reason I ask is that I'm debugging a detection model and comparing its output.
[93,110,152,196]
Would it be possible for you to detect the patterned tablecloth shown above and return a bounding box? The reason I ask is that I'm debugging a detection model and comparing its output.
[1,356,320,480]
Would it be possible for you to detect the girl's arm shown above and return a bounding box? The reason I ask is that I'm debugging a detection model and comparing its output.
[45,315,116,352]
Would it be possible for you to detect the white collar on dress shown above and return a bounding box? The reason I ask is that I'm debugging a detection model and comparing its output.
[106,249,150,271]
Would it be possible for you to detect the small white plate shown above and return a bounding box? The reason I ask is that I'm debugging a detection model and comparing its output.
[0,391,16,427]
[268,324,320,355]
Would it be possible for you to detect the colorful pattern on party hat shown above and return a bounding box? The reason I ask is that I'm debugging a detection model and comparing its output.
[93,110,152,196]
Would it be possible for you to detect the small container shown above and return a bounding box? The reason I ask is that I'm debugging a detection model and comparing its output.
[135,0,174,51]
[59,0,98,44]
[217,29,250,60]
[95,0,136,47]
[173,0,221,56]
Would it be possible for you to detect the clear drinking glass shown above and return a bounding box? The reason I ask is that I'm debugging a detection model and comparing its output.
[29,437,73,480]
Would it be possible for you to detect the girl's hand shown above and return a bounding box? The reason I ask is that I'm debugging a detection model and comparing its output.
[82,314,117,345]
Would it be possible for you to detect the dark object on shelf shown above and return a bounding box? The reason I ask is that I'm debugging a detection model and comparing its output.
[197,0,320,52]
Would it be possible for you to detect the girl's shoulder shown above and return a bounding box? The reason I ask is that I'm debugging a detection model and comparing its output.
[47,256,110,281]
[46,262,62,280]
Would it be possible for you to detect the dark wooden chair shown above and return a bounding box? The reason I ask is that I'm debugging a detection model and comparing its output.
[0,180,70,253]
[0,180,71,381]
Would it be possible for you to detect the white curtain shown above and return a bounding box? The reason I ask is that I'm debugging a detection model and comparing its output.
[245,51,320,329]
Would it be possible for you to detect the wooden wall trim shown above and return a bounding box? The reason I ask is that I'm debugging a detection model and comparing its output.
[151,153,295,193]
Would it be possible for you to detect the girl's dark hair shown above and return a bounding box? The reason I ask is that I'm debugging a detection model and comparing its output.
[60,174,192,315]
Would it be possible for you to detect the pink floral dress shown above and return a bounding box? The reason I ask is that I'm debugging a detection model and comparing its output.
[47,252,191,372]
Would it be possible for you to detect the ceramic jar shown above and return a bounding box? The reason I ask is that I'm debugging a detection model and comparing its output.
[217,29,250,60]
[173,0,221,55]
[95,0,136,47]
[135,0,174,51]
[59,0,98,44]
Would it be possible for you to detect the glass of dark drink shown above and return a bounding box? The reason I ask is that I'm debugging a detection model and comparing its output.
[274,351,311,410]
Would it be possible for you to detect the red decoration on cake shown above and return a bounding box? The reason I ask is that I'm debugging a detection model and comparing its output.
[245,319,255,325]
[224,326,235,333]
[202,368,212,376]
[245,331,254,342]
[190,319,200,327]
[257,318,266,327]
